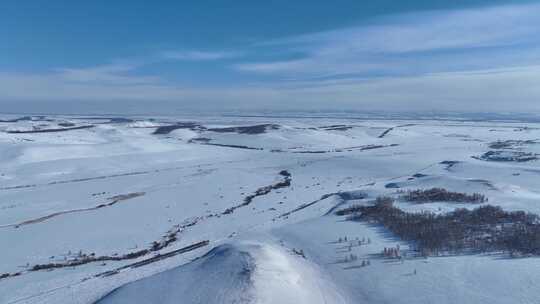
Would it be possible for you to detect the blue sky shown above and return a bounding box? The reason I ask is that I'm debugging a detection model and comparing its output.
[1,0,539,114]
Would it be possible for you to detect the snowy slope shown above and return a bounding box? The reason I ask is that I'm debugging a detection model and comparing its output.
[97,241,349,304]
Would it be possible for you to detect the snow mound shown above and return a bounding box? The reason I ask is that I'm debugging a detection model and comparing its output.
[96,242,348,304]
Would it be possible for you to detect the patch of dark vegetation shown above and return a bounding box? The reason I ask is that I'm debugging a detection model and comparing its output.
[443,133,470,138]
[320,125,354,131]
[223,171,292,215]
[0,184,36,191]
[352,144,399,151]
[202,143,263,150]
[279,170,291,177]
[58,122,76,127]
[294,127,318,130]
[84,117,135,124]
[335,196,393,216]
[338,197,540,257]
[108,117,134,123]
[488,140,538,149]
[473,151,538,162]
[378,124,415,138]
[99,240,210,276]
[478,140,539,162]
[0,116,52,123]
[188,137,212,143]
[385,183,400,189]
[280,190,367,218]
[279,193,337,218]
[292,248,306,258]
[6,125,94,134]
[378,127,395,138]
[293,150,326,154]
[336,191,367,201]
[29,218,199,273]
[0,116,33,123]
[30,252,143,271]
[293,144,398,154]
[400,188,487,204]
[153,122,203,134]
[468,179,497,190]
[440,160,460,170]
[207,124,279,135]
[0,272,21,281]
[412,173,428,178]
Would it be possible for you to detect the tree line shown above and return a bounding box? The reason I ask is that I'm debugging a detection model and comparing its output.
[399,188,487,204]
[337,197,540,257]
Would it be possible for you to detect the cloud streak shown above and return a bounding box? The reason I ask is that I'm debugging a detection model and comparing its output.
[56,63,160,85]
[2,65,540,113]
[236,3,540,78]
[159,50,242,61]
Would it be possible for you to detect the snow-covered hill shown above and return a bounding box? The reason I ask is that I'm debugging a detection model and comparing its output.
[97,241,348,304]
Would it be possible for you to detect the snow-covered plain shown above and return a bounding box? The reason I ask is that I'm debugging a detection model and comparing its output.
[1,114,540,304]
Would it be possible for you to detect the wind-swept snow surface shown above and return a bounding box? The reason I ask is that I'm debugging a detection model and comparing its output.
[2,114,540,304]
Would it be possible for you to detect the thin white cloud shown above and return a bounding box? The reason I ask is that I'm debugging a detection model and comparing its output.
[2,65,540,113]
[52,48,242,86]
[286,4,539,53]
[277,65,540,112]
[236,3,540,77]
[159,50,241,61]
[56,63,160,85]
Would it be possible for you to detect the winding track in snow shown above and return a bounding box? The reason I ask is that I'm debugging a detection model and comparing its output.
[0,192,146,229]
